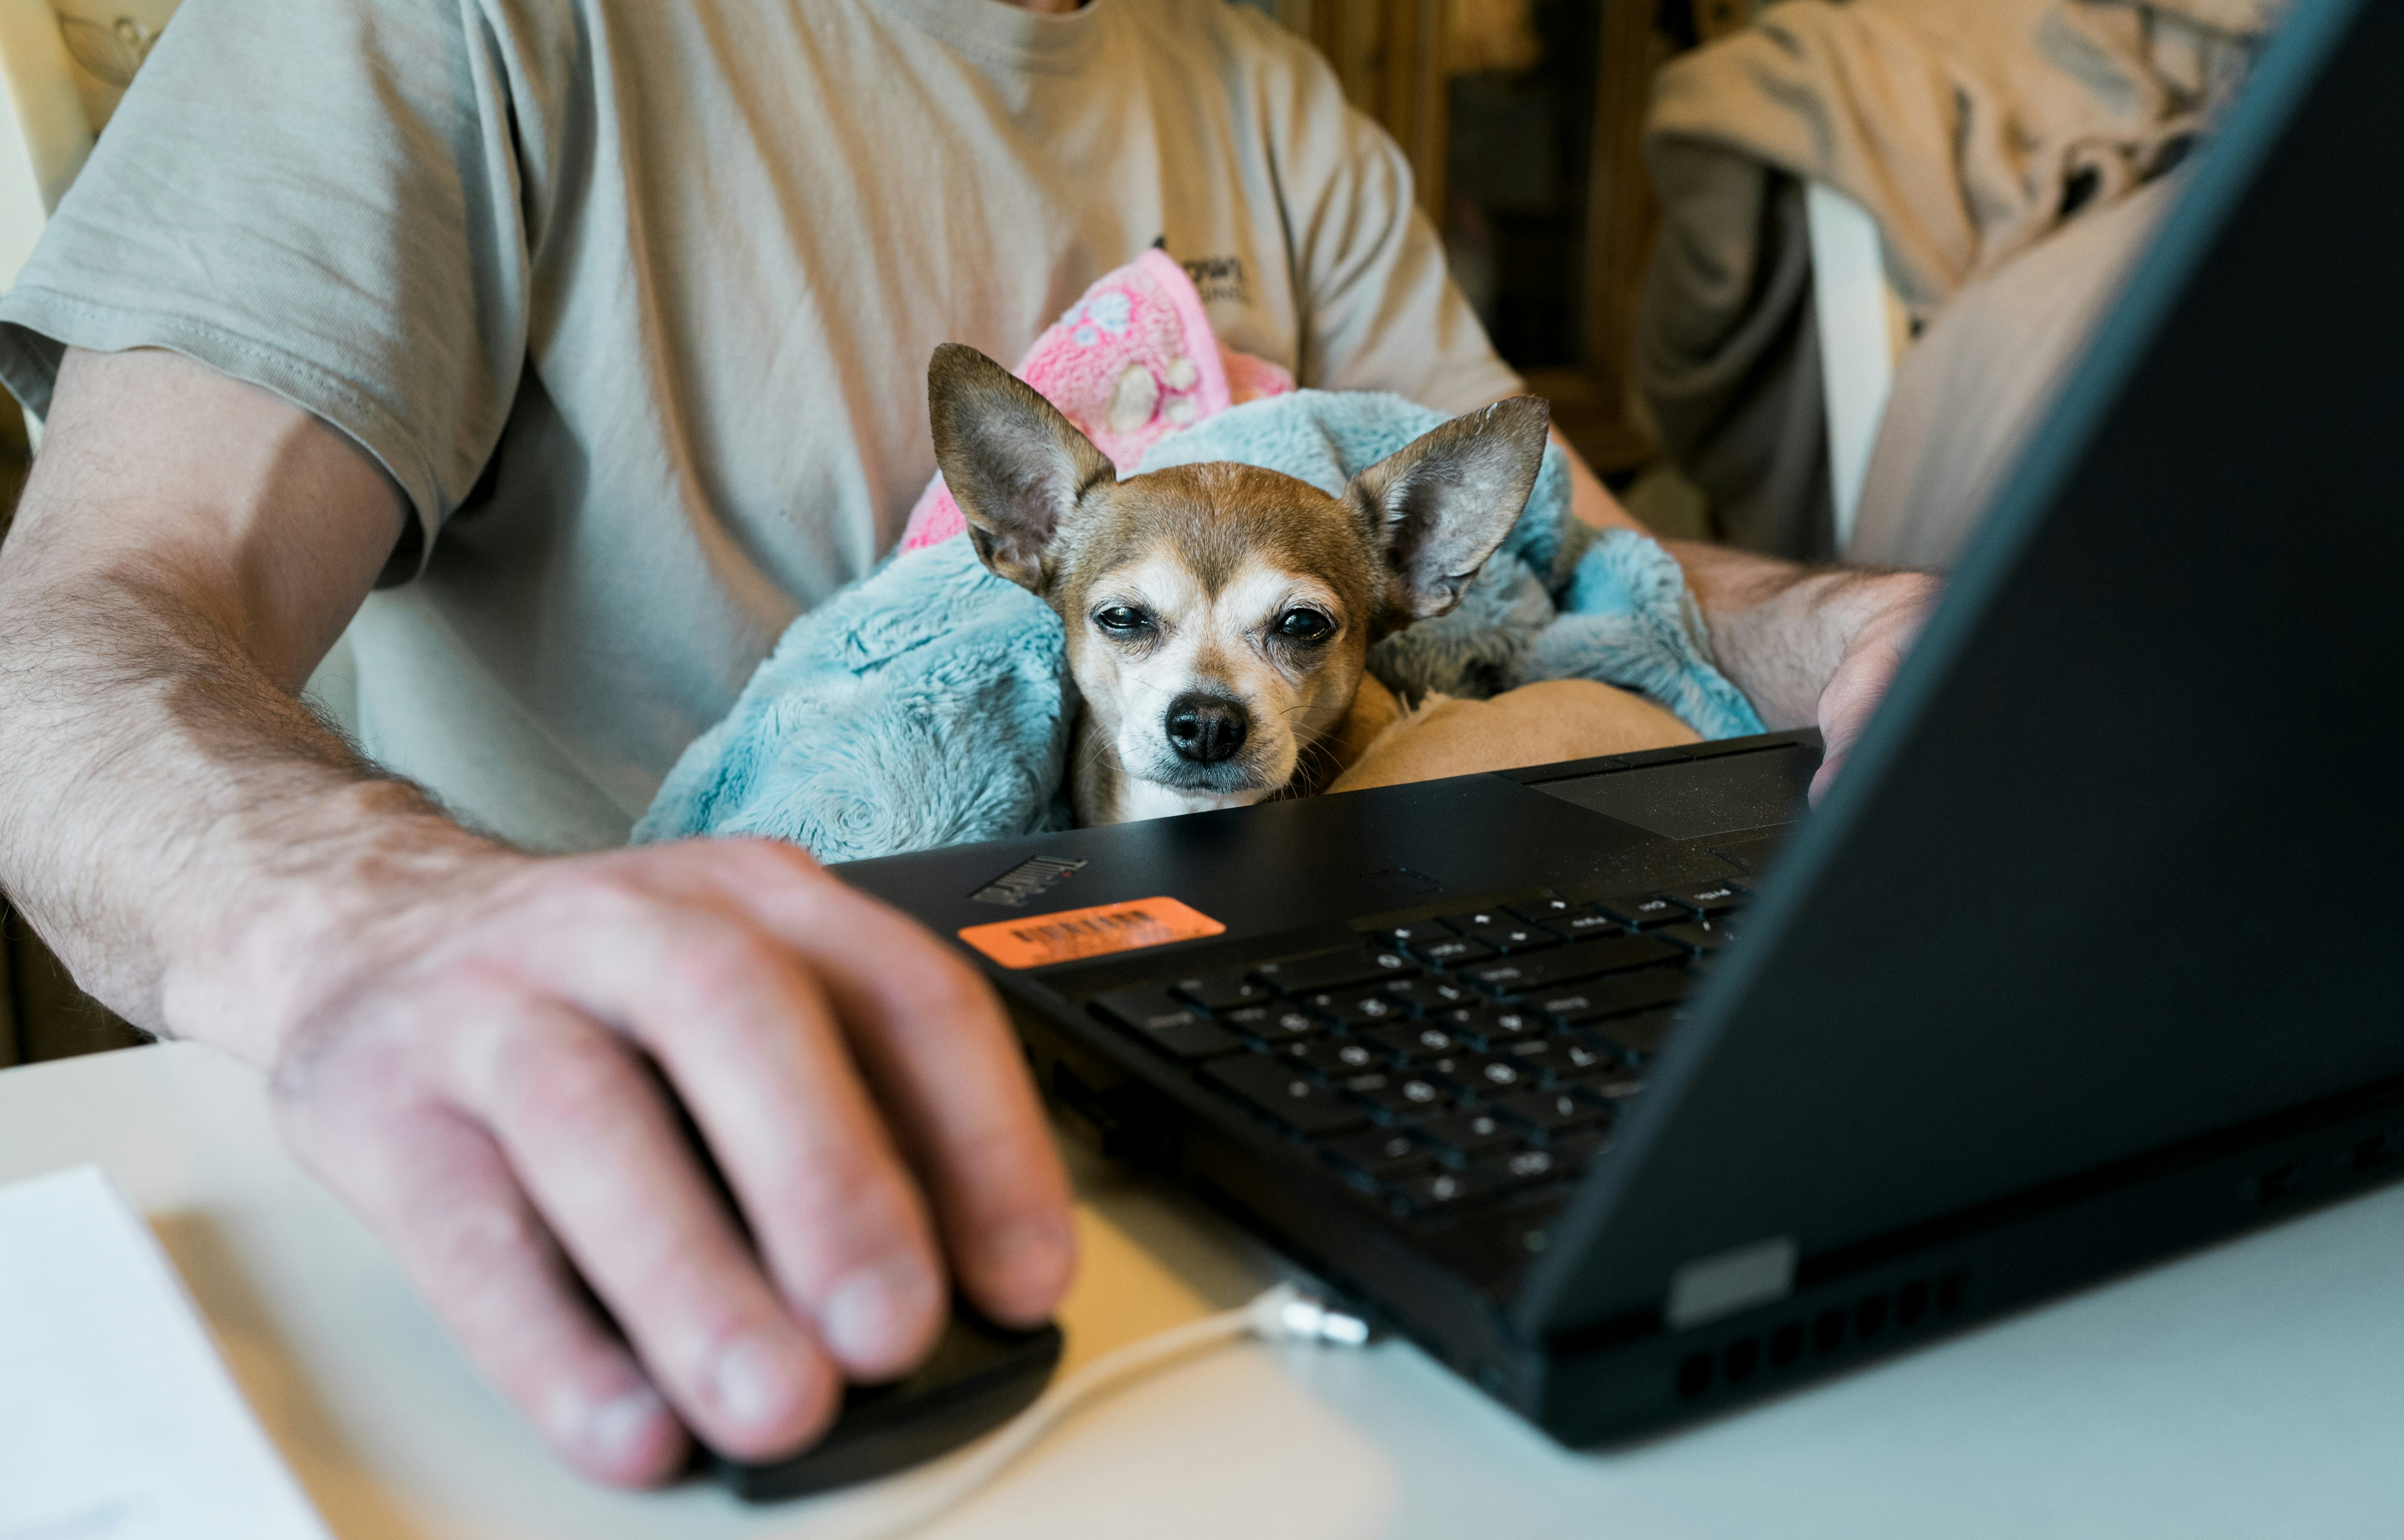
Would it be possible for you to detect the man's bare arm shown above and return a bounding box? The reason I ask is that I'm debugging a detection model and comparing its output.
[0,350,457,1048]
[0,348,1076,1486]
[1556,432,1939,798]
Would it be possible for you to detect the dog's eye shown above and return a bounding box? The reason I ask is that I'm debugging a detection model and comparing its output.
[1094,606,1151,634]
[1276,608,1334,643]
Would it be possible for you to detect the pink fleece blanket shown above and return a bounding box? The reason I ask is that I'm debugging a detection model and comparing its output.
[900,247,1295,551]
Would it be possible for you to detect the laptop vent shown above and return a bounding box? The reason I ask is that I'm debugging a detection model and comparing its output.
[1673,1266,1970,1401]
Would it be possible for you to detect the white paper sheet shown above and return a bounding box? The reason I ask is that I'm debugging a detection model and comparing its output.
[0,1165,331,1540]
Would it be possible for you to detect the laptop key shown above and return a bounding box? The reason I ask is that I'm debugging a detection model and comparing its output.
[1481,1146,1565,1187]
[1203,1056,1368,1138]
[1452,1053,1534,1095]
[1411,935,1497,969]
[1380,975,1479,1012]
[1323,1130,1437,1183]
[1539,968,1692,1025]
[1371,919,1457,949]
[1657,920,1736,955]
[1172,972,1273,1011]
[1562,1058,1648,1100]
[1592,894,1687,929]
[1506,895,1580,924]
[1279,1039,1382,1079]
[1662,882,1746,916]
[1584,1008,1679,1058]
[1432,913,1567,951]
[1302,986,1413,1027]
[1423,1110,1519,1159]
[1545,908,1627,943]
[1497,1038,1570,1081]
[1396,1170,1490,1211]
[1253,947,1418,995]
[1557,1040,1622,1079]
[1089,990,1244,1061]
[1340,1070,1453,1121]
[1496,1090,1608,1135]
[1220,1004,1324,1043]
[1463,935,1683,995]
[1436,1005,1544,1048]
[1362,1022,1465,1061]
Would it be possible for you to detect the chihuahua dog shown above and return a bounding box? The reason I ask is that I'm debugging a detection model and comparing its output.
[927,343,1550,825]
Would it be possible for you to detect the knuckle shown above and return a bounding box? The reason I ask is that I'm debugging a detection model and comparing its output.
[671,930,796,1019]
[501,1027,644,1136]
[619,1242,745,1343]
[528,864,661,929]
[424,1193,553,1286]
[766,1146,919,1260]
[877,943,998,1029]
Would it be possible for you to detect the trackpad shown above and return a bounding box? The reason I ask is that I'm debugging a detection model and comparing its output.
[1531,746,1816,841]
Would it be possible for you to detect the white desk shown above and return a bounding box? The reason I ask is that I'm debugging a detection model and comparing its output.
[4,1042,2402,1539]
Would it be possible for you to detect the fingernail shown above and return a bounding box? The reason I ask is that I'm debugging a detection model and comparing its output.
[822,1257,937,1369]
[711,1335,788,1429]
[986,1219,1075,1307]
[549,1381,667,1469]
[586,1386,667,1465]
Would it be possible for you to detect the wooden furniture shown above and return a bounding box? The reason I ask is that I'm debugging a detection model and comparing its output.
[1257,0,1762,478]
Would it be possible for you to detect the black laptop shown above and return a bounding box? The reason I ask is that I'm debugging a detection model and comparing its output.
[832,0,2403,1447]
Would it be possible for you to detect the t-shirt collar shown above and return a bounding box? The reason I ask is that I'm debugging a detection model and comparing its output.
[864,0,1111,74]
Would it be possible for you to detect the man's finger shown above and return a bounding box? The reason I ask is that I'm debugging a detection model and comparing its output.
[448,999,846,1459]
[276,1093,690,1486]
[713,842,1078,1328]
[1810,624,1912,804]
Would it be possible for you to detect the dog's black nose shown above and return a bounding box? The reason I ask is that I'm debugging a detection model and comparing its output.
[1166,693,1249,765]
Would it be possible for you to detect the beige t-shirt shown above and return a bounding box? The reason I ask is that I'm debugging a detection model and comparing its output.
[0,0,1521,851]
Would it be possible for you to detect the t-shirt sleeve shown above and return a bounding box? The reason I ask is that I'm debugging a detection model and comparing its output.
[1269,47,1524,416]
[0,0,547,578]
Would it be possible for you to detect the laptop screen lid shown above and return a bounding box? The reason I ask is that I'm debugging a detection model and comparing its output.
[1517,0,2404,1340]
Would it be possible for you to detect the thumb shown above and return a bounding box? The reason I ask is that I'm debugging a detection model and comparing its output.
[1808,634,1904,806]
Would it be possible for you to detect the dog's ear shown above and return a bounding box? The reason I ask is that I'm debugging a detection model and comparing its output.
[927,343,1116,593]
[1347,396,1551,624]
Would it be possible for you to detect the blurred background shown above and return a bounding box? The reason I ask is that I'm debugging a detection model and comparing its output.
[1235,0,1742,538]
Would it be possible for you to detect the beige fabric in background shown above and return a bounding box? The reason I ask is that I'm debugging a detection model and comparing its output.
[1636,0,2269,559]
[1849,174,2178,570]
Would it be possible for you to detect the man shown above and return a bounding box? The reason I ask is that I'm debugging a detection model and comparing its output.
[0,0,1932,1489]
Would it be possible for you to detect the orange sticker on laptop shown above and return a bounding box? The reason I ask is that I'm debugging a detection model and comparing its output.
[958,897,1225,969]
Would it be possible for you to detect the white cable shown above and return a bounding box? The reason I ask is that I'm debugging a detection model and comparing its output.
[850,1283,1370,1539]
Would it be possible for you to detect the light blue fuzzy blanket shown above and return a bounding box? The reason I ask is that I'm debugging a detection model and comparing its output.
[635,392,1763,859]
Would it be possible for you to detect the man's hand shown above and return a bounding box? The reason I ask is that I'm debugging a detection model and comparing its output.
[1665,545,1940,803]
[269,838,1073,1484]
[1798,575,1939,801]
[1556,434,1941,798]
[0,349,1075,1486]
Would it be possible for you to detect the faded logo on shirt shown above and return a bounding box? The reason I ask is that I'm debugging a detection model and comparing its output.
[1182,255,1250,305]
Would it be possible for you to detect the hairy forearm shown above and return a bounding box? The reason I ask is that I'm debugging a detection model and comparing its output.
[0,549,507,1061]
[0,349,515,1065]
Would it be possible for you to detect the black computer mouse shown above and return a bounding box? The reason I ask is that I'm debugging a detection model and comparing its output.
[645,1065,1064,1501]
[705,1306,1063,1502]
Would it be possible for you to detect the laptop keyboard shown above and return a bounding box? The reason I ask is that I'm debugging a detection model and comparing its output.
[1082,882,1748,1220]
